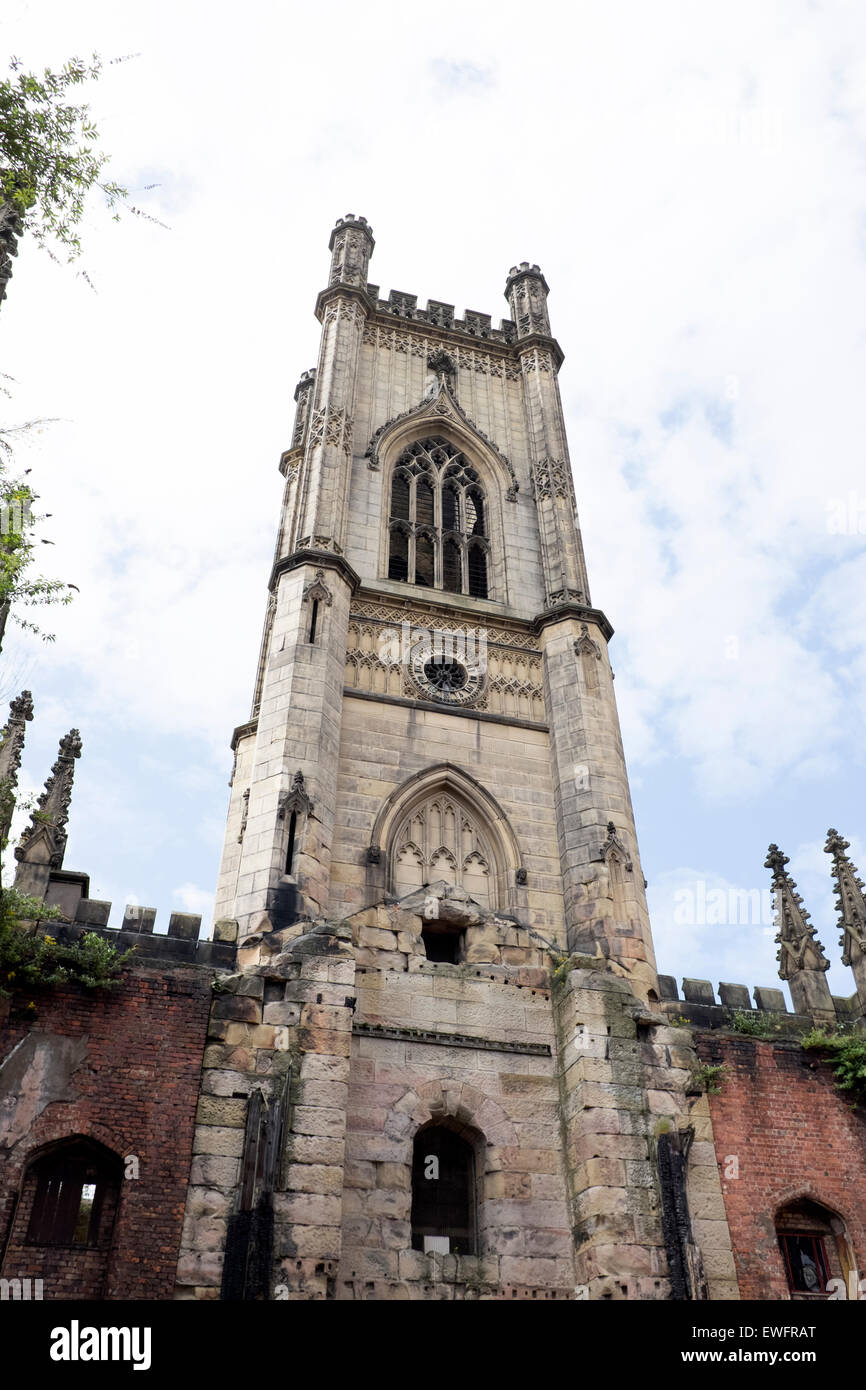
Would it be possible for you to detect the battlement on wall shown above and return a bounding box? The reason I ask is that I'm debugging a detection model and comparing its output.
[35,901,238,970]
[658,974,860,1033]
[366,286,517,343]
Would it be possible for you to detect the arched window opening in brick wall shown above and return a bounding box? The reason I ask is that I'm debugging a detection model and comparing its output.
[25,1139,122,1248]
[410,1125,477,1256]
[776,1198,853,1299]
[0,1137,124,1301]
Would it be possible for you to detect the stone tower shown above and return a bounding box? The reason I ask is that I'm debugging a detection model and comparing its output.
[180,218,731,1304]
[214,214,658,1004]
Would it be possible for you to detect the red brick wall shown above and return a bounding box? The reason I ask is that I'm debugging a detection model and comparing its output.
[696,1034,866,1300]
[0,964,212,1300]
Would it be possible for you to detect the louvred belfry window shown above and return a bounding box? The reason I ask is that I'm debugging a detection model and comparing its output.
[387,437,490,597]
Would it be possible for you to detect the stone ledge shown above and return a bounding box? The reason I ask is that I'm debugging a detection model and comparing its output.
[343,687,548,732]
[353,1020,551,1056]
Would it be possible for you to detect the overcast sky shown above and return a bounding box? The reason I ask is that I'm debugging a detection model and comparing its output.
[3,0,866,1003]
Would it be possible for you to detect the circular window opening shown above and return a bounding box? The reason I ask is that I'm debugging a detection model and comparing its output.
[423,659,468,695]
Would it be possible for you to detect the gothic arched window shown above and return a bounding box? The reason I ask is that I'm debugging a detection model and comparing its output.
[387,438,490,598]
[411,1125,477,1255]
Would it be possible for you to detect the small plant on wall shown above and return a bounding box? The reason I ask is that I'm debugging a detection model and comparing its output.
[0,891,133,1002]
[692,1063,726,1095]
[729,1008,777,1038]
[802,1028,866,1109]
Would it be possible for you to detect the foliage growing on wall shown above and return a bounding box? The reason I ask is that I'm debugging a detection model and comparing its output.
[803,1028,866,1109]
[0,890,133,999]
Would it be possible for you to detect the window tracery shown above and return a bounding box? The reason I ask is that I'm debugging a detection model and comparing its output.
[391,793,494,907]
[387,437,490,599]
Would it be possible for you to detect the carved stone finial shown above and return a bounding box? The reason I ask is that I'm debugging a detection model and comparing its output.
[825,827,866,967]
[0,690,34,850]
[14,727,82,879]
[291,368,317,448]
[767,839,839,995]
[764,843,789,877]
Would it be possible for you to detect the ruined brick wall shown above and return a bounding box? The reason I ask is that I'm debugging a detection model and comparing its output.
[695,1033,866,1299]
[0,963,212,1299]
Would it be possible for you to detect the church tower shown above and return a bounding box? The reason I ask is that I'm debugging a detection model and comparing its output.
[178,217,731,1304]
[214,214,658,1005]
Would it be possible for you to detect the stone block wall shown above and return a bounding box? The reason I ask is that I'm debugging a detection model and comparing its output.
[328,693,564,934]
[336,897,573,1299]
[552,962,735,1301]
[175,919,356,1300]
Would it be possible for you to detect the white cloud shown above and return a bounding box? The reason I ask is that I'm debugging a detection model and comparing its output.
[172,881,215,923]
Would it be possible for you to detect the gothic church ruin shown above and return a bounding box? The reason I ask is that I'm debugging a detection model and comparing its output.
[2,216,865,1302]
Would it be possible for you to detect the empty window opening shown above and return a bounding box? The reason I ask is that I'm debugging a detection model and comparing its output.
[421,924,465,964]
[26,1144,122,1248]
[416,477,435,528]
[466,488,485,536]
[309,599,319,644]
[411,1126,477,1255]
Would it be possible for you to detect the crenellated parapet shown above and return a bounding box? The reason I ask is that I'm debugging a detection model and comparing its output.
[27,900,237,968]
[656,975,857,1032]
[364,286,518,346]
